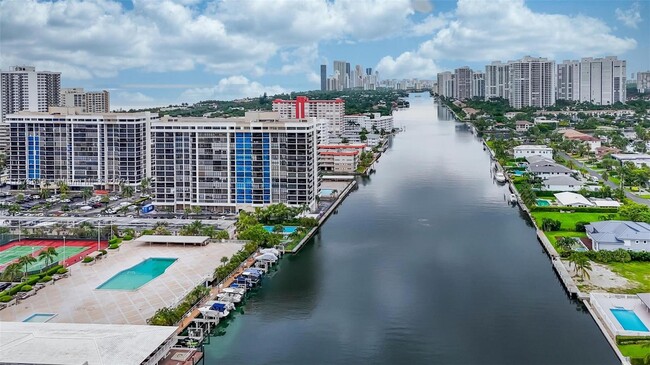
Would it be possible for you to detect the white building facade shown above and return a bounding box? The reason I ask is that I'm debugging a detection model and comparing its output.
[60,88,110,113]
[272,96,345,136]
[557,57,626,105]
[150,112,319,213]
[484,61,510,100]
[513,145,553,158]
[1,66,61,122]
[508,56,556,109]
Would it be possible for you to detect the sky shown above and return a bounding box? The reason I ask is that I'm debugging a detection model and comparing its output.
[0,0,648,109]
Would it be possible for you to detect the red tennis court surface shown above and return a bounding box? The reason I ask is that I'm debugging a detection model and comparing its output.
[0,238,108,268]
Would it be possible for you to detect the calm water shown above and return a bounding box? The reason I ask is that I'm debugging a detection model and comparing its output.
[206,94,617,364]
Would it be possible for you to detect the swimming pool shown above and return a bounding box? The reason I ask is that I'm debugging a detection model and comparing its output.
[263,226,298,235]
[536,199,551,207]
[611,308,649,332]
[97,257,177,290]
[23,313,56,323]
[320,189,336,196]
[512,170,526,176]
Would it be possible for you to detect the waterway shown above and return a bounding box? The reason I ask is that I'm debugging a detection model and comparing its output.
[206,93,618,364]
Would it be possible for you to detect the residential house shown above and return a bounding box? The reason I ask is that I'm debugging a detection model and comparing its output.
[554,192,593,206]
[515,121,533,133]
[527,157,573,180]
[611,153,650,168]
[586,221,650,252]
[542,176,583,191]
[561,129,602,152]
[514,145,553,159]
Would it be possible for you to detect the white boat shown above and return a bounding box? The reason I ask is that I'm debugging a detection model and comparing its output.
[199,301,233,318]
[217,292,242,304]
[222,287,246,296]
[495,172,506,183]
[204,300,235,310]
[509,194,517,204]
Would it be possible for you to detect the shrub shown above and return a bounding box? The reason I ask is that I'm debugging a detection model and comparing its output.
[24,276,40,286]
[39,276,52,283]
[542,218,561,231]
[108,237,120,245]
[531,206,619,213]
[99,249,107,255]
[82,256,94,263]
[575,221,588,232]
[45,265,63,276]
[56,268,68,275]
[587,249,632,263]
[20,285,33,292]
[122,234,133,241]
[0,295,13,303]
[108,243,119,249]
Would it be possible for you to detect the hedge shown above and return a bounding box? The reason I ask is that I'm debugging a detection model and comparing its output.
[99,249,107,255]
[45,265,63,276]
[57,268,68,275]
[39,276,52,283]
[108,243,119,249]
[82,256,94,263]
[122,234,133,241]
[617,336,650,345]
[20,285,33,292]
[531,206,619,213]
[0,295,13,302]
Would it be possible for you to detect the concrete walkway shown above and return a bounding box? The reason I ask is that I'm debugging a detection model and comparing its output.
[557,151,650,207]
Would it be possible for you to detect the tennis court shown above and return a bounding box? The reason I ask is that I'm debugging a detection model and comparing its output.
[0,246,43,265]
[26,246,88,272]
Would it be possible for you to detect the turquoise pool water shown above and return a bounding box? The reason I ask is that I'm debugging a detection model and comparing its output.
[611,308,649,332]
[263,226,298,234]
[320,189,335,196]
[23,313,56,323]
[97,258,177,290]
[536,199,551,207]
[512,170,526,176]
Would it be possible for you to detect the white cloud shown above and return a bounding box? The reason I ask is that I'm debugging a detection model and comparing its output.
[616,2,643,29]
[411,0,433,13]
[376,52,439,79]
[378,0,638,78]
[179,76,287,103]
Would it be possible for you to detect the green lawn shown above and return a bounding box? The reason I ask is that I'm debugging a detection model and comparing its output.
[531,211,615,231]
[607,261,650,293]
[609,176,621,185]
[544,231,586,250]
[618,343,650,359]
[639,195,650,199]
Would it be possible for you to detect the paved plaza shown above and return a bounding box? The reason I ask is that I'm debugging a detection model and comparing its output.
[0,239,242,325]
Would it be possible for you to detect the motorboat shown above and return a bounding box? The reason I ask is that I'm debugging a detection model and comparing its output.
[217,292,242,304]
[509,194,517,204]
[255,252,278,264]
[259,248,281,257]
[198,302,231,318]
[205,300,235,311]
[495,172,506,183]
[222,287,246,296]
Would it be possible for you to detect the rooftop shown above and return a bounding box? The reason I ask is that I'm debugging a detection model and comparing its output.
[134,235,211,245]
[0,322,176,365]
[544,176,583,186]
[514,144,551,150]
[554,192,592,206]
[586,221,650,243]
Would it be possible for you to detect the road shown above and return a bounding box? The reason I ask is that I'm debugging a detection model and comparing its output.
[557,151,650,206]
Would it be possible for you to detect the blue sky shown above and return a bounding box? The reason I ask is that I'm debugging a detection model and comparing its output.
[0,0,648,109]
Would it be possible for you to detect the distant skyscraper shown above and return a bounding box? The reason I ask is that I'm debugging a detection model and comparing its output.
[638,71,650,93]
[454,67,473,100]
[472,72,485,99]
[272,96,345,135]
[436,72,454,98]
[1,66,61,122]
[320,65,327,91]
[345,63,351,88]
[484,61,510,100]
[333,61,347,91]
[508,56,555,109]
[556,57,626,104]
[366,68,372,76]
[60,88,110,113]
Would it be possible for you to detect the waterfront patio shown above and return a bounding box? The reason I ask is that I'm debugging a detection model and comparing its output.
[0,239,242,325]
[590,293,650,337]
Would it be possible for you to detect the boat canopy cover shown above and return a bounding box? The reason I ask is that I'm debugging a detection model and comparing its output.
[260,248,280,256]
[255,253,278,261]
[210,302,227,311]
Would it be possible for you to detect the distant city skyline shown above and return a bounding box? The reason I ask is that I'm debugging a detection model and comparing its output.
[1,0,647,109]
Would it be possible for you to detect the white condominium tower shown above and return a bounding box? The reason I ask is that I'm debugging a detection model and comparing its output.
[436,71,454,98]
[508,56,556,109]
[485,61,510,100]
[638,71,650,93]
[150,112,319,213]
[557,56,626,105]
[60,88,111,113]
[272,96,345,136]
[454,67,473,100]
[1,66,61,121]
[7,109,154,189]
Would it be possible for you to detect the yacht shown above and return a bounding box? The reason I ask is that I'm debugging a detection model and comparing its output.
[199,302,231,318]
[217,292,243,304]
[509,194,518,204]
[495,171,506,183]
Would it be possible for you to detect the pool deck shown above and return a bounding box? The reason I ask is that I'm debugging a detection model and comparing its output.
[0,240,242,325]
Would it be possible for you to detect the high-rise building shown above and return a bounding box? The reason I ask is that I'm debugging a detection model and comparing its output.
[508,56,556,109]
[60,88,110,113]
[638,71,650,93]
[485,61,510,100]
[355,65,363,88]
[472,72,485,99]
[320,65,327,91]
[366,68,372,76]
[1,66,61,122]
[436,72,454,98]
[557,60,580,101]
[333,61,347,91]
[7,109,154,188]
[272,96,345,135]
[556,57,626,104]
[150,112,319,213]
[345,63,351,88]
[454,67,473,100]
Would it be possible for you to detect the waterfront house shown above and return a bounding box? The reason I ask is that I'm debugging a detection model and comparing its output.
[528,161,573,180]
[542,176,583,191]
[585,221,650,252]
[554,192,593,207]
[611,153,650,168]
[560,129,602,152]
[514,144,553,159]
[515,121,533,133]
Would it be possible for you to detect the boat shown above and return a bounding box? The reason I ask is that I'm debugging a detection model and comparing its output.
[204,300,236,311]
[217,292,242,304]
[198,302,231,318]
[509,194,517,204]
[222,287,246,296]
[495,172,506,183]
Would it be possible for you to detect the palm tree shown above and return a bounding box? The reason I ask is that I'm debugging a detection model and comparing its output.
[220,256,229,267]
[139,177,151,195]
[81,187,93,203]
[18,254,37,278]
[556,237,575,252]
[56,180,70,195]
[568,252,592,280]
[0,263,23,282]
[40,188,51,199]
[121,185,134,198]
[38,247,58,272]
